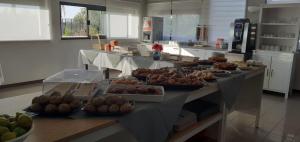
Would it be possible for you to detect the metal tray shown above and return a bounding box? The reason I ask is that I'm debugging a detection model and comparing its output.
[104,84,165,103]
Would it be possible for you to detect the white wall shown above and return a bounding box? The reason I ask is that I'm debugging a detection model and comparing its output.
[205,0,247,44]
[0,0,144,85]
[146,0,248,44]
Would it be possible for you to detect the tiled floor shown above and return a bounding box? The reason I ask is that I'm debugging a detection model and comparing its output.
[226,94,300,142]
[0,82,299,142]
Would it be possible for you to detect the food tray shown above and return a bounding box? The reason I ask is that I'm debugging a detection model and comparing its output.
[104,84,165,103]
[198,60,214,65]
[131,75,147,81]
[212,70,231,78]
[147,83,204,91]
[82,101,135,116]
[174,61,199,67]
[24,107,80,117]
[160,84,204,90]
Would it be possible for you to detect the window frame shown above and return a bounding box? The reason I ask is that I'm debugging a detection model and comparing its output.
[59,2,106,40]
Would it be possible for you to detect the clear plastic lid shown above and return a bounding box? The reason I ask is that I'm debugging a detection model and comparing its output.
[43,69,103,83]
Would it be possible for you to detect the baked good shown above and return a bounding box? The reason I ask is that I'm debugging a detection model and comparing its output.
[174,61,199,67]
[198,60,214,65]
[107,85,162,95]
[111,79,142,85]
[92,96,105,106]
[44,104,57,114]
[58,104,71,114]
[147,73,203,87]
[30,103,43,113]
[208,56,227,63]
[83,95,133,115]
[97,105,109,113]
[84,103,96,113]
[188,71,216,81]
[29,94,81,115]
[214,63,238,70]
[132,68,174,79]
[120,103,134,113]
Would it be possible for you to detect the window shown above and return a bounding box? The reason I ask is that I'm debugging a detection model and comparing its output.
[109,14,128,38]
[163,14,200,41]
[267,0,300,4]
[107,13,139,39]
[60,2,106,39]
[0,1,50,41]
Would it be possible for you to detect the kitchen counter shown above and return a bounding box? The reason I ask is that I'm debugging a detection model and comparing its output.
[179,45,228,52]
[139,43,228,52]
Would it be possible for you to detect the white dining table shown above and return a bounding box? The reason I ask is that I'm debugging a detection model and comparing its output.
[78,50,174,77]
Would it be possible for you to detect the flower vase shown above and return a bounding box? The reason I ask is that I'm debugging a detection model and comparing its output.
[153,51,161,60]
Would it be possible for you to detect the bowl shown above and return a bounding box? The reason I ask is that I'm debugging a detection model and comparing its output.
[8,124,34,142]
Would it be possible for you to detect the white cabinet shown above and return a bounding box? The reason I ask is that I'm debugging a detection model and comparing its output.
[269,54,294,94]
[254,54,272,89]
[254,51,294,98]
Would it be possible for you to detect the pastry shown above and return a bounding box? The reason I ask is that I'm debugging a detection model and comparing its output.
[214,63,238,70]
[111,79,142,85]
[83,95,133,115]
[188,70,216,81]
[92,96,105,106]
[147,73,203,87]
[30,103,43,113]
[58,104,71,114]
[108,104,120,113]
[62,94,74,103]
[29,94,80,115]
[208,56,227,63]
[97,105,109,113]
[44,104,57,114]
[120,103,134,113]
[107,85,162,95]
[198,60,214,65]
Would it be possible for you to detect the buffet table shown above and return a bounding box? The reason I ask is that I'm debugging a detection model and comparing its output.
[79,50,174,76]
[0,67,265,142]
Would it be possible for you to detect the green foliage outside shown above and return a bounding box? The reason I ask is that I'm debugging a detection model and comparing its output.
[62,8,103,37]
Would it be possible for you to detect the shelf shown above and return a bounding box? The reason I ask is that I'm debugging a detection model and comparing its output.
[256,49,294,54]
[185,84,219,103]
[168,113,223,142]
[261,23,297,26]
[260,36,296,40]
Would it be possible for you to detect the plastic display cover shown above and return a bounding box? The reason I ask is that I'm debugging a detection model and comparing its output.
[43,69,104,84]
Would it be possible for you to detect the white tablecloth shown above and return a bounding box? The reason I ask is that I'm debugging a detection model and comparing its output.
[79,50,174,77]
[0,64,4,85]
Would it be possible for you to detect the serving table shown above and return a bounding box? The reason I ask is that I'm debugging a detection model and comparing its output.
[0,67,264,142]
[78,50,174,77]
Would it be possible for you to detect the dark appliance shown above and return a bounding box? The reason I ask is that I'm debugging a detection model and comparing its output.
[228,18,257,60]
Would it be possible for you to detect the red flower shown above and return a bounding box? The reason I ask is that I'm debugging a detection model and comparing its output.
[152,43,163,52]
